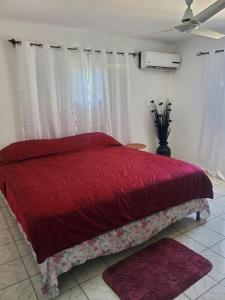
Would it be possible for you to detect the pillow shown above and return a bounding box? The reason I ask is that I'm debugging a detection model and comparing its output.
[0,132,121,166]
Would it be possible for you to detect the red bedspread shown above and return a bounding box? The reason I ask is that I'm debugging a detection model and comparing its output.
[0,133,213,263]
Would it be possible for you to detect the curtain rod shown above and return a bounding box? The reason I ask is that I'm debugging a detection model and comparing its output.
[8,39,137,57]
[196,49,224,56]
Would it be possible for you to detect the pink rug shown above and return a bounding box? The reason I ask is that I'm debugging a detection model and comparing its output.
[103,238,212,300]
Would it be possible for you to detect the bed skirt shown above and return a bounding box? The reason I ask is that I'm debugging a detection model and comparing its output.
[0,193,209,299]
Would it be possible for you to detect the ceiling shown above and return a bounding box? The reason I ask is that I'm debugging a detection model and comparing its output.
[0,0,225,42]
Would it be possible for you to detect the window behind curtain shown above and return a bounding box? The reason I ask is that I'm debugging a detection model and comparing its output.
[16,42,131,144]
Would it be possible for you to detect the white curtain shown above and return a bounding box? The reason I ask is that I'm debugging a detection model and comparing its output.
[16,42,131,143]
[200,51,225,179]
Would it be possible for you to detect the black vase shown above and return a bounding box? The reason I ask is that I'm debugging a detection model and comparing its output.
[156,143,171,157]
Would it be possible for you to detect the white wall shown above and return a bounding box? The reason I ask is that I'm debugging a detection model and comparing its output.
[171,36,225,165]
[0,19,175,150]
[2,19,224,167]
[130,65,174,151]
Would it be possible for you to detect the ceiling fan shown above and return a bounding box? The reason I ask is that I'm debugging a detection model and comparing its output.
[139,0,225,39]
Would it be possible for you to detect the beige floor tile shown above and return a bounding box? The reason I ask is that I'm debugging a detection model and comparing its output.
[175,234,206,253]
[30,274,49,300]
[0,258,28,289]
[2,207,11,218]
[213,185,225,196]
[201,249,225,281]
[206,213,216,221]
[219,181,225,186]
[210,239,225,258]
[103,248,133,266]
[172,215,206,233]
[209,203,225,216]
[154,225,180,240]
[10,225,23,241]
[208,176,224,186]
[16,239,32,257]
[81,275,119,300]
[205,217,225,236]
[131,238,156,253]
[22,254,40,276]
[198,283,225,300]
[218,213,225,221]
[0,279,37,300]
[0,197,7,208]
[184,275,216,299]
[0,217,8,231]
[174,294,190,300]
[0,228,13,246]
[220,278,225,286]
[58,271,78,293]
[212,195,225,206]
[5,215,17,228]
[56,286,87,300]
[185,226,224,247]
[31,274,83,300]
[213,193,222,199]
[71,257,107,284]
[0,241,20,265]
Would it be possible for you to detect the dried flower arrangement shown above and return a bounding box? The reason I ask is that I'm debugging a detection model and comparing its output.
[150,100,172,157]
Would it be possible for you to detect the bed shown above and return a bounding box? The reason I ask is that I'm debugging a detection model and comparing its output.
[0,132,213,298]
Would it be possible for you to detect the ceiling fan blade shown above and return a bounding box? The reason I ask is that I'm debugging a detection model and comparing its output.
[175,22,197,32]
[191,27,225,39]
[195,0,225,23]
[136,28,174,35]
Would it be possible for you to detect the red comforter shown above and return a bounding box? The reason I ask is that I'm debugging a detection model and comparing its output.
[0,133,213,263]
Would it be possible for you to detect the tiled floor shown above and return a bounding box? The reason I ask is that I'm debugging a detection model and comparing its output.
[1,175,225,299]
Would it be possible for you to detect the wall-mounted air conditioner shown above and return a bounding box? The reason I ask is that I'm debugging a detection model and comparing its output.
[139,51,181,70]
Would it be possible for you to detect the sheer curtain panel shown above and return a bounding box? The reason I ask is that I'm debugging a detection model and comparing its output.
[200,51,225,179]
[16,42,131,143]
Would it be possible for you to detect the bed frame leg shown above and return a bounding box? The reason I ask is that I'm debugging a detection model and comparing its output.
[196,211,201,221]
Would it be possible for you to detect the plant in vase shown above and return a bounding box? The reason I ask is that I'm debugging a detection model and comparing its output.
[150,100,172,157]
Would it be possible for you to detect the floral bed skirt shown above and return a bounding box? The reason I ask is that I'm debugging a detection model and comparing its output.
[0,193,209,299]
